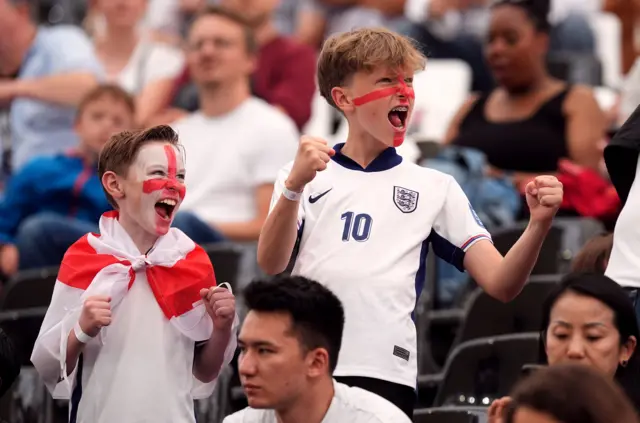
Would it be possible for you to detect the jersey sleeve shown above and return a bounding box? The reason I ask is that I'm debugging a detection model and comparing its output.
[430,176,492,271]
[269,162,305,229]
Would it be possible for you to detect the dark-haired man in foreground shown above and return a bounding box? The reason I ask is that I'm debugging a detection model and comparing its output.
[224,275,410,423]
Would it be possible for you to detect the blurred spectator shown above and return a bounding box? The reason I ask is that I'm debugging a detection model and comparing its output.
[0,0,102,173]
[570,233,613,273]
[0,85,134,277]
[296,0,409,48]
[91,0,185,127]
[154,0,316,131]
[443,0,605,210]
[406,0,597,93]
[498,364,639,423]
[172,7,298,243]
[0,328,19,400]
[220,0,316,130]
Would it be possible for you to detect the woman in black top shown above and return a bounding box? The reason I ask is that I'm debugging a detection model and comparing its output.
[444,0,605,191]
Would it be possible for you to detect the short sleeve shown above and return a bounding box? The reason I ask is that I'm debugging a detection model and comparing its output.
[429,176,492,271]
[269,162,305,230]
[142,43,185,85]
[250,112,298,186]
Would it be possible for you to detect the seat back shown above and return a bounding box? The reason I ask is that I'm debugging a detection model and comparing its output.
[455,275,560,345]
[434,333,540,407]
[492,225,563,275]
[202,243,244,292]
[0,267,59,311]
[414,407,484,423]
[411,60,472,142]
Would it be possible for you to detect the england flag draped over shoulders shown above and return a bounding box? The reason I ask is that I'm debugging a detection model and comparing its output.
[31,211,235,399]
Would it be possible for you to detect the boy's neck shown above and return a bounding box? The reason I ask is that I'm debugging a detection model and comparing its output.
[117,213,159,255]
[341,128,390,168]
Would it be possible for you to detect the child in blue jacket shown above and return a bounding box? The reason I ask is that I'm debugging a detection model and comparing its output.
[0,85,135,277]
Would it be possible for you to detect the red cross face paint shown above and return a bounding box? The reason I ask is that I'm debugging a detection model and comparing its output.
[133,143,186,236]
[352,75,415,147]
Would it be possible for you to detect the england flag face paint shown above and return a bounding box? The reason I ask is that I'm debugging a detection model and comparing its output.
[352,73,415,147]
[132,142,186,236]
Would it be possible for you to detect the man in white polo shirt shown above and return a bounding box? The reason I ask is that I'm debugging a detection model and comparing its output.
[172,6,298,244]
[257,28,564,417]
[604,103,640,322]
[224,275,410,423]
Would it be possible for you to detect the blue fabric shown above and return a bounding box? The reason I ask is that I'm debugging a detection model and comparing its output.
[10,26,104,171]
[0,154,109,245]
[171,211,226,245]
[16,212,98,270]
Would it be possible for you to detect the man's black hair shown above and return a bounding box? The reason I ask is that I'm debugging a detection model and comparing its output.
[243,275,345,373]
[491,0,551,33]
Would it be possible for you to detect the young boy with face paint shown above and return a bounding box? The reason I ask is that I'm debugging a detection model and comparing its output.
[257,28,564,417]
[31,125,238,423]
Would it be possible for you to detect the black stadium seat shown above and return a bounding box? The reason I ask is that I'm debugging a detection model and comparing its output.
[414,407,486,423]
[0,267,59,366]
[451,274,560,347]
[202,243,244,292]
[421,333,540,407]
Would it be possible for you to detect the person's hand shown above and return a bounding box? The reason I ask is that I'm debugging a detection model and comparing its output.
[0,244,19,277]
[488,396,512,423]
[200,285,236,331]
[525,175,563,224]
[0,79,18,107]
[78,296,112,337]
[285,136,335,193]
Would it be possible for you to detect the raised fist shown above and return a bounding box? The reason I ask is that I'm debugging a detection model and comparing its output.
[78,295,112,338]
[285,136,335,193]
[200,285,236,331]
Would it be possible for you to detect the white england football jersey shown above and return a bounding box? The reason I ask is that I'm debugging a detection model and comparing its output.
[269,143,491,388]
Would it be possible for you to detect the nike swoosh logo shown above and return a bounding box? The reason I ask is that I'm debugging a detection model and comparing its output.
[309,189,332,204]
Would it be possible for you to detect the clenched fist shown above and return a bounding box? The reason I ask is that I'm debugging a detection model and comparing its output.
[78,295,112,338]
[200,285,236,331]
[525,175,563,223]
[285,136,335,193]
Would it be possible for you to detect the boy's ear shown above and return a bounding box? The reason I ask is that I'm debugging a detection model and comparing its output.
[101,171,125,201]
[331,87,354,114]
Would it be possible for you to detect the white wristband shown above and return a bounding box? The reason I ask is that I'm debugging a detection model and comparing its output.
[74,322,94,344]
[282,186,302,202]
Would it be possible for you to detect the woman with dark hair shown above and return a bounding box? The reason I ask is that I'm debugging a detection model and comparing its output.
[504,364,639,423]
[489,273,640,422]
[444,0,605,194]
[570,233,614,274]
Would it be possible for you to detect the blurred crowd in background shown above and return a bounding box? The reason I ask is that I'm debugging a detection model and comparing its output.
[1,0,640,421]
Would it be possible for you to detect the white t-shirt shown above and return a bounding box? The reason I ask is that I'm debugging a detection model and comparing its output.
[223,380,411,423]
[269,144,491,388]
[108,40,184,95]
[606,153,640,288]
[71,270,214,422]
[173,98,299,223]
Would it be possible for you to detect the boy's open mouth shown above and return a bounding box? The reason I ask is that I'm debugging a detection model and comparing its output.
[155,198,177,220]
[388,106,408,130]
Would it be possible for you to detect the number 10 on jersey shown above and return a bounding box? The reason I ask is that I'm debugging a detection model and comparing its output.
[341,212,373,242]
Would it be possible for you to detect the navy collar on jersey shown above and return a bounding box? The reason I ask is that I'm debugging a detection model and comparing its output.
[331,143,402,172]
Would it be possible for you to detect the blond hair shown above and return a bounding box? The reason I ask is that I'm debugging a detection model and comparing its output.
[317,27,426,109]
